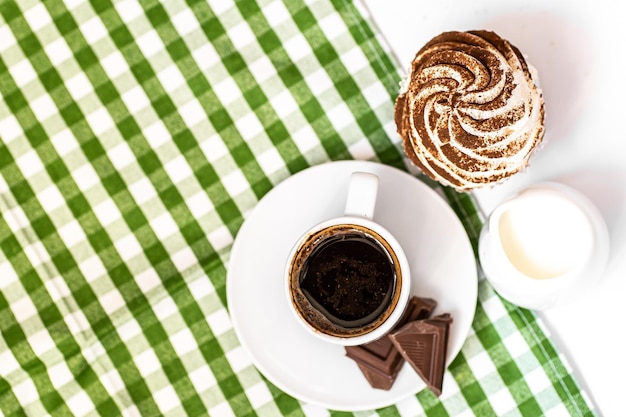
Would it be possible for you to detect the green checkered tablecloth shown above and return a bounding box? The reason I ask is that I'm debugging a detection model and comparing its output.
[0,0,594,415]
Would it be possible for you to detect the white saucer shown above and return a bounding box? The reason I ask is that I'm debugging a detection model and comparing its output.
[226,161,478,411]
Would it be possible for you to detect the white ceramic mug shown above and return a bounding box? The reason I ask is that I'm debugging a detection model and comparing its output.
[285,172,411,345]
[478,182,609,310]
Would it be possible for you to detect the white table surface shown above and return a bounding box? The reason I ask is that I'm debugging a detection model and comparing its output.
[358,0,626,415]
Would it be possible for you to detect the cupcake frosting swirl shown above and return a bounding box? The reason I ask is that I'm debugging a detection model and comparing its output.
[395,30,545,191]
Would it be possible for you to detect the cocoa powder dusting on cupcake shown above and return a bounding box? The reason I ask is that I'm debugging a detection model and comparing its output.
[396,30,545,191]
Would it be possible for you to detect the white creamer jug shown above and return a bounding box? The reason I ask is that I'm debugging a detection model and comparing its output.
[478,182,609,310]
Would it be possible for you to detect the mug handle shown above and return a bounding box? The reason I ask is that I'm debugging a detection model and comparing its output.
[344,172,379,219]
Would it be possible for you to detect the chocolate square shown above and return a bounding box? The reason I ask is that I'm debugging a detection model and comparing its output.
[388,313,452,396]
[345,296,436,390]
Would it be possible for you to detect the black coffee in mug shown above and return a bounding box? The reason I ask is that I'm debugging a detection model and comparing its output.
[287,223,402,338]
[299,233,395,328]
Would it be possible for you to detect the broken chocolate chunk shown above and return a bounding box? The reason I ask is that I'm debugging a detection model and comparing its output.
[355,363,396,390]
[388,313,452,396]
[345,296,437,390]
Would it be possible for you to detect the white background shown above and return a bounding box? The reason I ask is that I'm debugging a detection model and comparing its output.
[359,0,626,415]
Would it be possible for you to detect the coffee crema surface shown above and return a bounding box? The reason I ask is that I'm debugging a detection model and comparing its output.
[288,224,402,338]
[395,30,545,191]
[300,234,395,327]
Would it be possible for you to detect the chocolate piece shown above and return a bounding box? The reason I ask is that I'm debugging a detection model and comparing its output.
[345,296,437,390]
[398,296,437,326]
[355,363,395,390]
[388,314,453,396]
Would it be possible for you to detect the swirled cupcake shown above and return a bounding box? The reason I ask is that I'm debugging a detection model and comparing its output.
[395,30,545,191]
